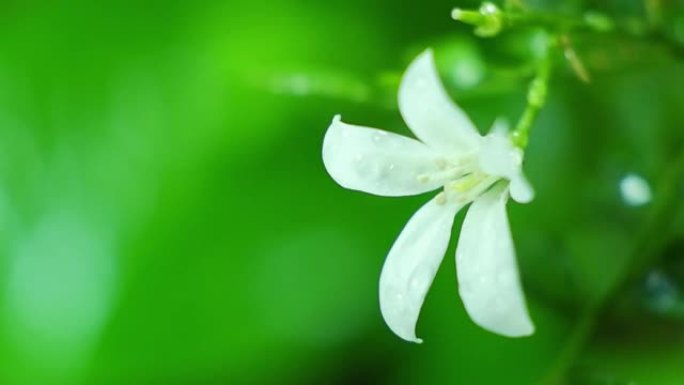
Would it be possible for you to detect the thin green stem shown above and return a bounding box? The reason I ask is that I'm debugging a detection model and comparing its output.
[539,149,684,384]
[511,51,552,149]
[540,307,597,385]
[502,10,614,33]
[612,150,684,292]
[452,4,684,58]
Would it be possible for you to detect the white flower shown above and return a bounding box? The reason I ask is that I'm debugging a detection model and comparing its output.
[322,49,535,342]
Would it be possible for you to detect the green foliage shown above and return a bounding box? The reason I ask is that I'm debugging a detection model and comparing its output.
[0,0,684,384]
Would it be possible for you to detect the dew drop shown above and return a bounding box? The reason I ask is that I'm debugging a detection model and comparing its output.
[492,296,507,315]
[372,131,387,143]
[496,270,515,288]
[408,266,434,298]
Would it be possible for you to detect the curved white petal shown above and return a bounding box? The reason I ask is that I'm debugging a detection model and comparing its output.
[323,116,445,196]
[477,132,521,178]
[489,118,510,136]
[478,132,534,204]
[379,197,464,342]
[455,185,534,337]
[509,173,534,203]
[398,49,480,153]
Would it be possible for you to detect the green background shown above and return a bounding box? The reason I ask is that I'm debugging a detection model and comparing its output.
[1,0,684,384]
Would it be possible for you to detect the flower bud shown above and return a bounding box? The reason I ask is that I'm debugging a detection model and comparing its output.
[452,2,504,38]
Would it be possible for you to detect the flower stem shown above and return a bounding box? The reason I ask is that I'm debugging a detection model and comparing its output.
[511,51,552,149]
[540,306,597,385]
[452,3,684,58]
[540,150,684,384]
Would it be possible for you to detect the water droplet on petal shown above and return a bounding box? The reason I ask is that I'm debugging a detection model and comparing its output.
[496,270,515,288]
[407,266,434,301]
[372,131,388,144]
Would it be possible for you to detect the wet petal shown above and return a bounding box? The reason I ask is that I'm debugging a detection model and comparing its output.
[455,185,534,337]
[322,116,445,196]
[379,197,464,342]
[398,49,480,153]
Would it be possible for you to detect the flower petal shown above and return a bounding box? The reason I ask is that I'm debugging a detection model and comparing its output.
[488,118,510,136]
[398,49,480,153]
[323,116,445,196]
[478,132,534,204]
[455,184,534,337]
[477,132,521,178]
[509,173,535,203]
[379,197,464,343]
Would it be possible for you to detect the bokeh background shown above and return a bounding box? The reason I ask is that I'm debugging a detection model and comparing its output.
[1,0,684,384]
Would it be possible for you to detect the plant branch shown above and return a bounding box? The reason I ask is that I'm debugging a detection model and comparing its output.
[511,45,552,149]
[539,150,684,384]
[452,3,684,59]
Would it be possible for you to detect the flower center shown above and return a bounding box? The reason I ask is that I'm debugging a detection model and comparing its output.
[418,155,500,205]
